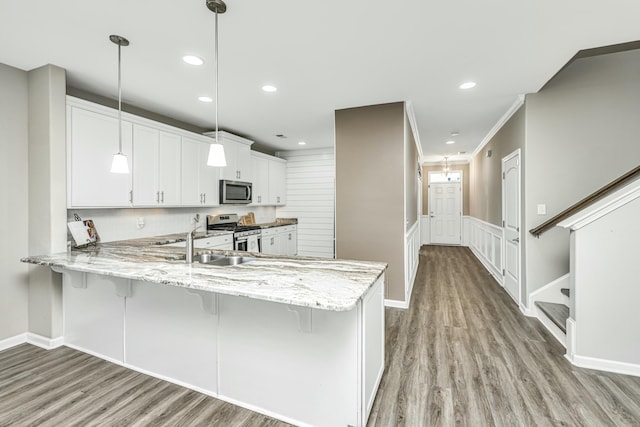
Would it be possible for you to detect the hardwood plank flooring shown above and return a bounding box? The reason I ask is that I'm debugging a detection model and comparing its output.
[367,245,640,426]
[2,245,640,426]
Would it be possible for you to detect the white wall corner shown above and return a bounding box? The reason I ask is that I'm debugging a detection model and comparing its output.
[26,333,64,350]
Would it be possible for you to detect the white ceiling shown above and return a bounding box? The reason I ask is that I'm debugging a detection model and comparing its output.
[2,0,640,162]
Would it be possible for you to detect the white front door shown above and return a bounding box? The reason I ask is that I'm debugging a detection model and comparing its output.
[429,182,461,245]
[502,150,521,304]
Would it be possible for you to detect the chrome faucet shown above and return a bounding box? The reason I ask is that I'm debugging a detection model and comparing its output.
[186,215,201,264]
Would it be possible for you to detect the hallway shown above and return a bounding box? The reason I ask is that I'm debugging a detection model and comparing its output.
[368,245,640,426]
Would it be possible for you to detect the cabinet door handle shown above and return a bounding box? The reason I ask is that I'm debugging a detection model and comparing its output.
[129,190,133,204]
[271,237,274,245]
[161,191,164,203]
[156,191,160,203]
[288,234,291,241]
[203,193,206,204]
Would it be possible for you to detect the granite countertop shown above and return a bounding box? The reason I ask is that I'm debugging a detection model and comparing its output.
[257,218,298,228]
[21,233,386,312]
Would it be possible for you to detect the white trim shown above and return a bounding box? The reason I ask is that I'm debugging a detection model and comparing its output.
[569,354,640,378]
[472,95,525,158]
[532,304,567,348]
[404,221,420,306]
[566,318,576,362]
[557,178,640,231]
[27,333,64,350]
[465,216,504,284]
[0,333,28,351]
[405,101,423,160]
[384,299,410,309]
[502,149,522,306]
[527,273,570,309]
[0,333,65,351]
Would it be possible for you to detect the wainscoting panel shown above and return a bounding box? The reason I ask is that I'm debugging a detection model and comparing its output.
[464,216,503,284]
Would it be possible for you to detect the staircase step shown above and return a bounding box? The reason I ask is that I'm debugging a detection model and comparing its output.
[535,301,569,334]
[561,288,570,298]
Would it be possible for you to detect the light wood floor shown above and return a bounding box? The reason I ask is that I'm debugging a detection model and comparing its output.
[2,245,640,426]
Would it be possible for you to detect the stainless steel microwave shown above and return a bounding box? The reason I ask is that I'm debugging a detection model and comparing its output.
[219,180,252,204]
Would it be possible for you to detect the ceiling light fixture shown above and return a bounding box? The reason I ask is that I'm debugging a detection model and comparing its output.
[450,131,460,137]
[445,140,455,145]
[262,85,277,93]
[183,55,204,66]
[109,34,130,174]
[198,96,213,103]
[206,0,227,167]
[459,81,476,90]
[443,156,450,176]
[298,141,306,146]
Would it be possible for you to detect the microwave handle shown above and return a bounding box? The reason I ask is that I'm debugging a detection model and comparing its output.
[247,185,252,201]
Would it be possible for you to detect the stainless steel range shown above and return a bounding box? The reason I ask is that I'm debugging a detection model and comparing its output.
[207,214,262,252]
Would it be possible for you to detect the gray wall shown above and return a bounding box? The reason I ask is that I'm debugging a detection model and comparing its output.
[335,102,406,301]
[0,64,30,340]
[524,49,640,295]
[469,106,526,226]
[27,65,67,338]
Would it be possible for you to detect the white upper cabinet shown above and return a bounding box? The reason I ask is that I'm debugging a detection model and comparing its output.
[250,153,269,205]
[157,132,182,205]
[68,105,133,207]
[132,125,181,206]
[204,131,253,182]
[181,136,220,206]
[268,158,287,206]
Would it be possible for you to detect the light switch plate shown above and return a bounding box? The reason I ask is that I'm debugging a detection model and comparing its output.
[537,204,546,215]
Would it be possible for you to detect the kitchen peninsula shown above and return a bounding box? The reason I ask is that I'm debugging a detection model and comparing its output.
[22,235,386,427]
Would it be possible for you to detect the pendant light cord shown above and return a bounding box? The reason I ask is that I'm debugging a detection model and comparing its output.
[117,41,123,154]
[214,9,219,145]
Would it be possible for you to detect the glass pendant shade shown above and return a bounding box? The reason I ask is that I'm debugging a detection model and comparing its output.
[207,143,227,167]
[110,152,129,173]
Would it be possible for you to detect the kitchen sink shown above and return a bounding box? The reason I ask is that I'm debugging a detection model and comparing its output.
[197,254,254,266]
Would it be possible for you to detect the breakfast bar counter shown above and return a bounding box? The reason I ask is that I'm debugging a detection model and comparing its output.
[22,237,386,427]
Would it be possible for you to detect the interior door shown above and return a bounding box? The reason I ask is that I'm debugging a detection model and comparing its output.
[429,182,461,245]
[502,150,521,304]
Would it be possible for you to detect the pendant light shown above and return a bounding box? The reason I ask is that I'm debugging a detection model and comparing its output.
[206,0,227,167]
[109,34,130,174]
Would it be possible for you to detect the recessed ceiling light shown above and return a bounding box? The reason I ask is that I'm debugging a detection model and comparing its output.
[198,96,213,103]
[459,81,476,90]
[298,141,306,146]
[446,140,455,145]
[450,131,460,136]
[275,134,287,138]
[262,85,277,93]
[183,55,204,66]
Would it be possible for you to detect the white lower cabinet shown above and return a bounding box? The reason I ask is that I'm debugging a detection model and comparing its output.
[59,269,384,427]
[163,234,233,250]
[261,226,297,256]
[261,228,279,255]
[125,281,218,394]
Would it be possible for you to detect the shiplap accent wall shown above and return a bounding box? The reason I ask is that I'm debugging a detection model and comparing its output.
[276,148,335,258]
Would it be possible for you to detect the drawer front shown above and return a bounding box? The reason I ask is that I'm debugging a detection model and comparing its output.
[195,235,233,248]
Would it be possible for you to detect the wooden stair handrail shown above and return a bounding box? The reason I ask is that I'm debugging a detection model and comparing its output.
[529,164,640,237]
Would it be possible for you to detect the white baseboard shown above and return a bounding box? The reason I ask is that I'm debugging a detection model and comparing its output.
[533,305,566,348]
[519,304,536,317]
[569,354,640,378]
[0,333,64,352]
[27,333,64,350]
[0,333,28,351]
[468,246,503,286]
[384,299,409,309]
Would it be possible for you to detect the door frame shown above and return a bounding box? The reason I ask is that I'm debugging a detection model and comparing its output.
[427,170,463,245]
[501,149,522,305]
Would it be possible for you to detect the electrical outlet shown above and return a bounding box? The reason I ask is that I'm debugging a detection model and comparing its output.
[537,204,546,215]
[137,217,145,229]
